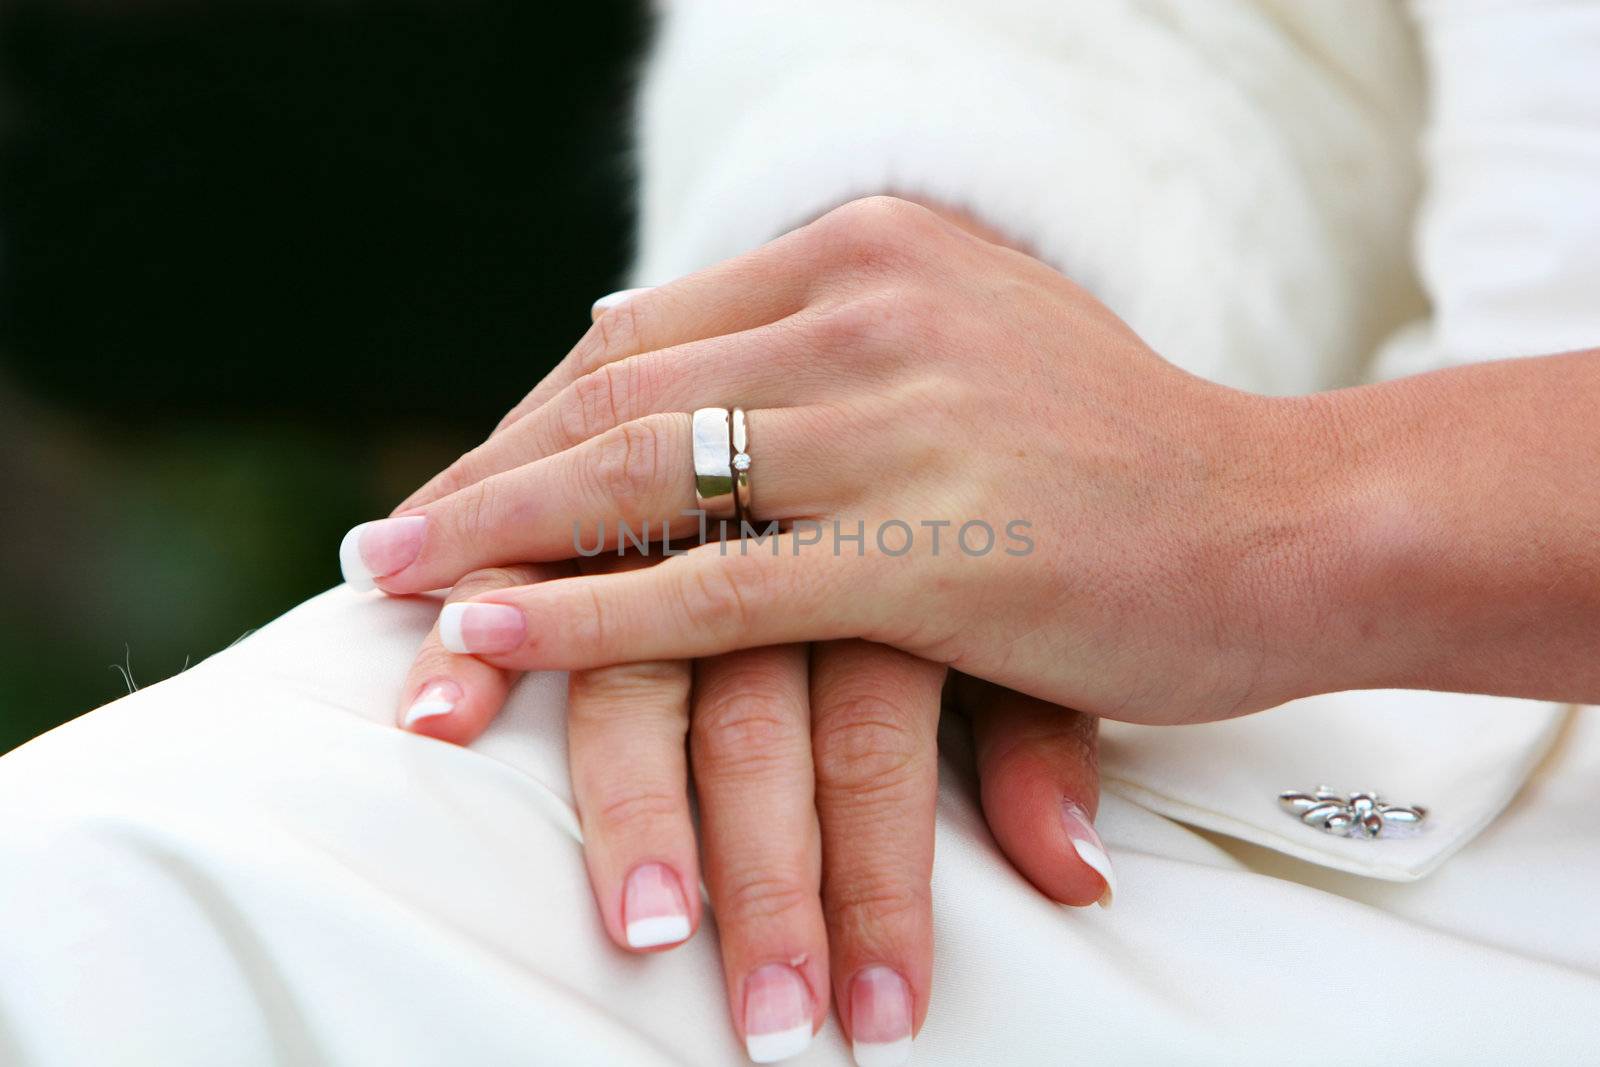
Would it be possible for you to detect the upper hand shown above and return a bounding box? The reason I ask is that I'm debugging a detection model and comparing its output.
[344,194,1320,724]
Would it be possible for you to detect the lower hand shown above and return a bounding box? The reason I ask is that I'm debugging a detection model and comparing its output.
[394,562,1111,1063]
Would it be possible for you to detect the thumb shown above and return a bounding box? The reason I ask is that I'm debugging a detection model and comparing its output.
[960,678,1113,908]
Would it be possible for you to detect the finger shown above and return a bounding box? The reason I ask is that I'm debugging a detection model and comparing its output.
[590,287,652,319]
[692,644,829,1063]
[530,195,953,425]
[810,641,944,1066]
[568,654,701,953]
[493,221,830,435]
[394,563,567,744]
[964,680,1112,907]
[344,408,840,596]
[399,318,842,512]
[396,194,951,516]
[394,289,655,513]
[434,538,875,672]
[563,551,704,953]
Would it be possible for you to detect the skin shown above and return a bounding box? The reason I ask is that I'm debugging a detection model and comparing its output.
[377,196,1600,716]
[370,194,1600,1058]
[395,563,1106,1057]
[387,202,1111,1061]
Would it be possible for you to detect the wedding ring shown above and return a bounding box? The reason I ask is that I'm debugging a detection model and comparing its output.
[730,407,753,522]
[692,407,737,520]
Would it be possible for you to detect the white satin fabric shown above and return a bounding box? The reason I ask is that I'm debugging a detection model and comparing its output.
[2,589,1598,1065]
[5,0,1600,1062]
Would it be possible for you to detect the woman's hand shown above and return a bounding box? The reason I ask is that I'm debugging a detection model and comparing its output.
[393,562,1111,1064]
[345,195,1328,724]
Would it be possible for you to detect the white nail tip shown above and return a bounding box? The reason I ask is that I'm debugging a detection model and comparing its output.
[438,603,469,653]
[1070,837,1117,908]
[338,522,377,591]
[590,287,650,321]
[853,1037,913,1067]
[402,698,455,729]
[746,1024,812,1064]
[625,914,691,949]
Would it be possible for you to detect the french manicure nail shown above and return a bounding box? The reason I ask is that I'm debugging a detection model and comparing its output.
[743,963,812,1063]
[622,863,691,949]
[590,287,651,321]
[438,602,526,655]
[339,515,427,591]
[850,966,913,1067]
[402,679,462,729]
[1061,800,1117,907]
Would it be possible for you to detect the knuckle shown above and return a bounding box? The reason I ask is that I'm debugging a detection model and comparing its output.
[833,194,923,233]
[821,196,936,273]
[571,581,614,658]
[450,477,500,539]
[589,297,644,366]
[421,461,471,504]
[692,688,803,774]
[407,640,463,682]
[586,782,684,834]
[824,873,928,937]
[812,703,922,798]
[676,561,753,637]
[717,873,816,927]
[591,418,664,518]
[570,660,691,707]
[562,362,627,448]
[450,565,534,598]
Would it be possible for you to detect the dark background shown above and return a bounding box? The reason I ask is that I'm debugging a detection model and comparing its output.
[0,1,645,752]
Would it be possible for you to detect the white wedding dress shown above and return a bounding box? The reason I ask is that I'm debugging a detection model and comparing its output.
[3,2,1599,1063]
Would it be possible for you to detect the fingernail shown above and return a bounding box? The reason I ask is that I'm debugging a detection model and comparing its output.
[590,287,650,321]
[849,966,913,1067]
[402,679,462,730]
[743,963,812,1063]
[622,863,691,949]
[339,515,427,591]
[438,602,526,655]
[1061,800,1117,908]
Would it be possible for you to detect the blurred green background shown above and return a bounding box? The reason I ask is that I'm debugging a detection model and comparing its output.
[0,1,643,752]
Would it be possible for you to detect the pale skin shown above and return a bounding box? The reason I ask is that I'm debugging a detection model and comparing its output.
[378,201,1110,1063]
[353,195,1600,1058]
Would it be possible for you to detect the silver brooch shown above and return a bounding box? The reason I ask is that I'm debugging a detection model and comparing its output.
[1278,786,1427,839]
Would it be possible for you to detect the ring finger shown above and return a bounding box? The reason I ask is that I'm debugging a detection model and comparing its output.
[342,408,853,596]
[400,318,838,513]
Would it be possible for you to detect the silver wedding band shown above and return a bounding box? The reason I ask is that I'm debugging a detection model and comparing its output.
[692,408,737,520]
[691,407,754,524]
[731,407,753,522]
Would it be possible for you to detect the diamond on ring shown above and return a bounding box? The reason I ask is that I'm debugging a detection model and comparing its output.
[730,408,753,521]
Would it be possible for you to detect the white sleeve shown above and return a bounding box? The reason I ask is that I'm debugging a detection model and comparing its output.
[1375,0,1600,379]
[628,0,1109,285]
[627,1,1425,395]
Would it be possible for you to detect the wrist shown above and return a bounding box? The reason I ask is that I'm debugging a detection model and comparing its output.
[1260,385,1449,702]
[1226,387,1414,708]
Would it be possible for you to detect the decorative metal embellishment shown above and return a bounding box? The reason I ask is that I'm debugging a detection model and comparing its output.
[1278,786,1427,839]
